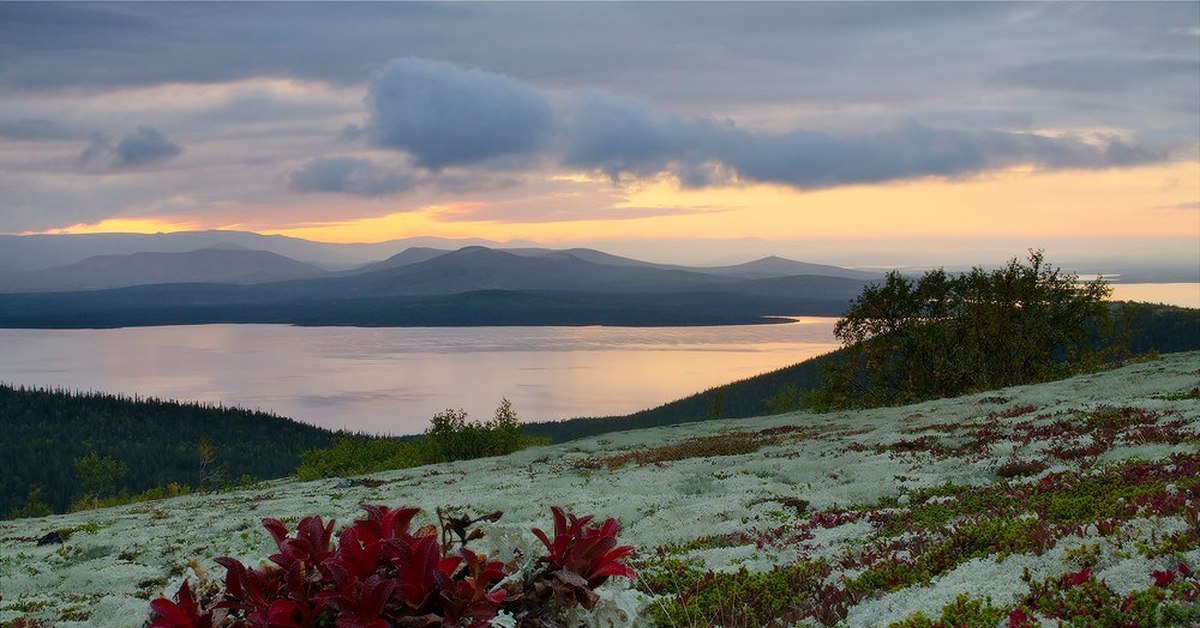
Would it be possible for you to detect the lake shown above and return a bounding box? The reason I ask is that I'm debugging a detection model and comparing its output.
[0,318,841,435]
[1107,282,1199,309]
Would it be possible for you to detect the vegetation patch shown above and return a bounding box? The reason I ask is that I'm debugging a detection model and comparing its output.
[145,503,634,628]
[295,399,547,480]
[573,430,783,470]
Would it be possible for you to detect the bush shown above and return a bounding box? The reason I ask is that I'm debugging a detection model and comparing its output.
[424,399,544,463]
[295,436,429,481]
[821,251,1111,409]
[296,399,547,480]
[148,504,635,628]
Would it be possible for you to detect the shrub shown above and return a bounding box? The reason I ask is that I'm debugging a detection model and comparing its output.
[295,399,547,480]
[148,504,635,628]
[425,399,537,462]
[73,452,128,509]
[822,250,1111,409]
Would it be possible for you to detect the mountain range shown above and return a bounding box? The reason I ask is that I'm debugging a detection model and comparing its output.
[0,237,878,328]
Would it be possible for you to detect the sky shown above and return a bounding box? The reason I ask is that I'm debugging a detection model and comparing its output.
[1,2,1197,268]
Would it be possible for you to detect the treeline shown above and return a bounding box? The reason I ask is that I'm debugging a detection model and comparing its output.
[0,386,338,516]
[2,388,549,520]
[0,288,851,329]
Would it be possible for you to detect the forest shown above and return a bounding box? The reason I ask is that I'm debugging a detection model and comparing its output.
[0,386,338,516]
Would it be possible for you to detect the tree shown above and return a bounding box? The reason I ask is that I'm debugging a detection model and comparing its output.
[822,250,1111,408]
[74,452,128,508]
[487,398,523,453]
[197,437,227,490]
[8,486,52,519]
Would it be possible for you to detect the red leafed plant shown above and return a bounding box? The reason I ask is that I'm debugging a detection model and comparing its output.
[522,505,636,613]
[149,580,212,628]
[1151,569,1177,587]
[148,504,634,628]
[1059,567,1092,589]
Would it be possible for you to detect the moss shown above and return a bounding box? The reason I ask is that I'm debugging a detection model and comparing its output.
[575,430,780,470]
[639,558,830,626]
[889,593,1005,628]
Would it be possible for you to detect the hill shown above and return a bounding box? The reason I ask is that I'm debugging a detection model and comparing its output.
[1,353,1197,626]
[525,303,1200,443]
[0,231,528,272]
[0,246,871,328]
[0,247,328,293]
[0,386,339,515]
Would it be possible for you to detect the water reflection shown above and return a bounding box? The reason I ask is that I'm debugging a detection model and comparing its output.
[0,319,840,435]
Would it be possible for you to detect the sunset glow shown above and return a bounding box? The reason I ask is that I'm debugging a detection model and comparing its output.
[0,2,1195,269]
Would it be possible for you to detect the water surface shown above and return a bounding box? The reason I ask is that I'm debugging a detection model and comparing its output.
[0,319,840,435]
[1107,283,1199,309]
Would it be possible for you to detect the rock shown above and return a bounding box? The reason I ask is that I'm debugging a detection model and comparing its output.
[37,530,67,545]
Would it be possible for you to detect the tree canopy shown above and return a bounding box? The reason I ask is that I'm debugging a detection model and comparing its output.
[820,250,1111,408]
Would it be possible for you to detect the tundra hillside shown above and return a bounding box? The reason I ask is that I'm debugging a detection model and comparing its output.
[0,352,1197,625]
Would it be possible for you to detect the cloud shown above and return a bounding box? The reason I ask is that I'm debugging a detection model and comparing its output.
[0,118,79,141]
[562,93,1165,189]
[80,126,182,170]
[990,57,1198,93]
[288,157,416,197]
[365,57,555,169]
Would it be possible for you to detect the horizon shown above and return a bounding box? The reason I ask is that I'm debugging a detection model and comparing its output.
[6,227,1199,275]
[1,3,1197,270]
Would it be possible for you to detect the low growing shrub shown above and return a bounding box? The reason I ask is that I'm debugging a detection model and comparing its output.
[295,400,548,480]
[148,503,635,628]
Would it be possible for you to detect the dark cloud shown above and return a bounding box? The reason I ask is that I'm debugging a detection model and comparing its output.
[80,127,182,170]
[0,118,79,141]
[563,94,1165,190]
[288,157,415,197]
[563,93,705,181]
[114,127,182,166]
[365,58,555,169]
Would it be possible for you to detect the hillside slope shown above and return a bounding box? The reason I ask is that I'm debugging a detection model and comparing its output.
[2,353,1197,626]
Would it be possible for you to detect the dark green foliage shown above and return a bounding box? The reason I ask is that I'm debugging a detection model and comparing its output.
[73,452,127,507]
[639,558,831,626]
[294,436,427,481]
[295,399,547,480]
[425,399,530,462]
[889,593,1006,628]
[823,251,1111,408]
[0,384,337,517]
[7,486,52,519]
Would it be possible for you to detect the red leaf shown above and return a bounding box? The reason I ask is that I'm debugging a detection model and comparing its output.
[1007,608,1034,628]
[148,581,213,628]
[1060,567,1091,589]
[1152,569,1176,587]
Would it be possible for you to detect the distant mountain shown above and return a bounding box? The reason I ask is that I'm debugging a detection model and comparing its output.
[0,231,531,272]
[503,247,661,268]
[0,248,328,293]
[345,247,453,274]
[0,246,873,328]
[0,244,883,327]
[695,256,882,281]
[307,246,867,298]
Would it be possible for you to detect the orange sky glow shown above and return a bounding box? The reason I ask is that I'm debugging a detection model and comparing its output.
[38,161,1198,251]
